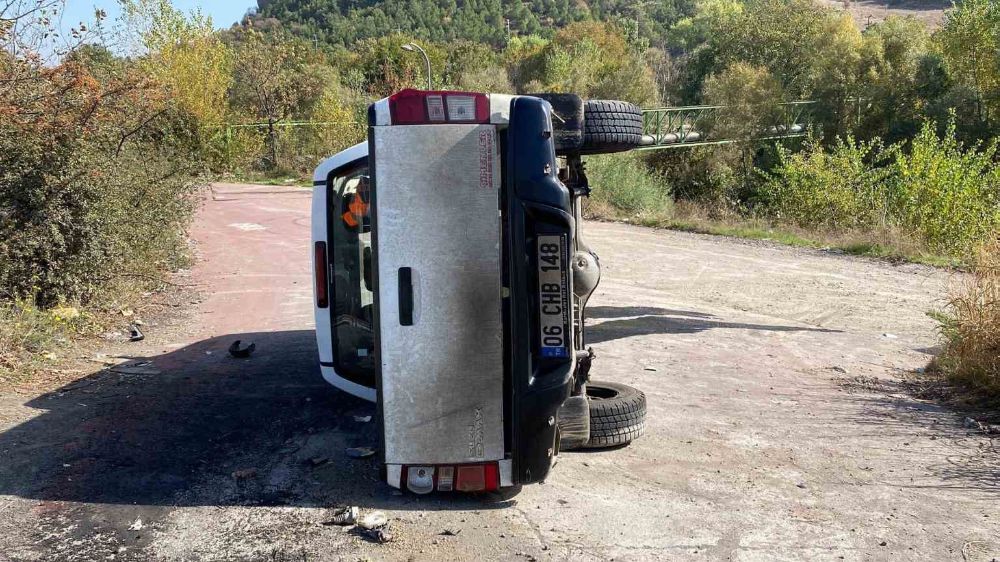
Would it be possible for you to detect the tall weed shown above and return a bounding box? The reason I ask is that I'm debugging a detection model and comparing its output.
[932,240,1000,397]
[0,301,87,385]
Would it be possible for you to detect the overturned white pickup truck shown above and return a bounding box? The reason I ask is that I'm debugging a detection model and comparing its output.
[311,90,647,494]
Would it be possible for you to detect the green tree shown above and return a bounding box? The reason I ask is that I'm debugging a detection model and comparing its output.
[671,0,864,137]
[516,21,659,105]
[936,0,1000,123]
[121,0,233,132]
[229,28,315,168]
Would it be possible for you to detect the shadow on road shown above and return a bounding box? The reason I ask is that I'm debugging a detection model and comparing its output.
[839,381,1000,498]
[0,330,513,511]
[586,306,842,344]
[586,306,715,320]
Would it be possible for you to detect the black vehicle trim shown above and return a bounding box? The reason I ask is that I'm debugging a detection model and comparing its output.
[505,96,576,486]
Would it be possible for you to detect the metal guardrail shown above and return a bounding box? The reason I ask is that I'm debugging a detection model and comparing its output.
[638,101,816,150]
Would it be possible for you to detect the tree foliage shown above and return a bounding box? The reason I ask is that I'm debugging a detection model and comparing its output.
[253,0,696,48]
[936,0,1000,125]
[122,0,233,130]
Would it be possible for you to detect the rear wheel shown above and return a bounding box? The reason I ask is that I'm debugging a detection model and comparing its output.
[584,381,646,448]
[580,100,644,155]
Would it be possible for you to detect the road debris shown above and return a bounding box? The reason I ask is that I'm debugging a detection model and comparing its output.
[101,330,125,342]
[359,512,388,530]
[441,529,461,536]
[86,354,126,366]
[354,512,393,544]
[322,506,359,526]
[231,468,257,480]
[963,416,1000,434]
[129,325,145,342]
[355,526,393,543]
[228,340,256,358]
[353,415,372,423]
[346,446,375,459]
[127,518,144,531]
[110,361,161,376]
[308,456,329,466]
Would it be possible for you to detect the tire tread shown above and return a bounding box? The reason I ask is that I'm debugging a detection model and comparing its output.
[585,381,647,449]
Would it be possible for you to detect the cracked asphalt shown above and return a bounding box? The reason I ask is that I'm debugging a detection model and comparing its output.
[1,183,997,561]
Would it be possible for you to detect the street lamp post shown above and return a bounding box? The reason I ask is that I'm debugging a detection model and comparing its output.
[401,42,432,90]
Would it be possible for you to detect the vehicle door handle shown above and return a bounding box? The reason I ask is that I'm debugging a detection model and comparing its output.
[398,267,413,326]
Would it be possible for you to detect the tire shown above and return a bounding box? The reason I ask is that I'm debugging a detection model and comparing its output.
[580,100,644,155]
[584,381,646,448]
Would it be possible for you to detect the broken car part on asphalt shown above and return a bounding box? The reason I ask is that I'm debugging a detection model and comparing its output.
[227,340,256,358]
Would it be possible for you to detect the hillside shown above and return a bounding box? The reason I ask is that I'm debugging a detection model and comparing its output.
[253,0,696,46]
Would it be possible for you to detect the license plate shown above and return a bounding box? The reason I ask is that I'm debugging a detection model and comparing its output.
[537,235,569,358]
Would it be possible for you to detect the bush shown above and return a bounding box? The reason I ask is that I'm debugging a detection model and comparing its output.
[932,240,1000,398]
[585,152,673,218]
[757,120,1000,258]
[895,121,1000,257]
[644,146,742,205]
[758,136,897,231]
[0,60,200,308]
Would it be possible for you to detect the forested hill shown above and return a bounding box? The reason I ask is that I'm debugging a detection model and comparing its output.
[253,0,695,47]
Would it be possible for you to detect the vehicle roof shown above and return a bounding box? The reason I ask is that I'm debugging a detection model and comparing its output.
[313,142,368,184]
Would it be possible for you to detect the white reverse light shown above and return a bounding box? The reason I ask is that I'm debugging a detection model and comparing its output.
[446,95,477,121]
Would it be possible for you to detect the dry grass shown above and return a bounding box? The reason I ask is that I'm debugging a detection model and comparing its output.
[930,240,1000,399]
[0,302,69,385]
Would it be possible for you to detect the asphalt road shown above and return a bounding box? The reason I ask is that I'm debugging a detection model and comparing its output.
[1,183,997,561]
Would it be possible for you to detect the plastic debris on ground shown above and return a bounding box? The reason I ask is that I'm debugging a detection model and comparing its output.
[345,446,375,459]
[322,506,359,526]
[228,340,256,358]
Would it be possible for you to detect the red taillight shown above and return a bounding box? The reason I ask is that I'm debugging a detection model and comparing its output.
[314,241,328,309]
[456,464,499,492]
[400,462,500,493]
[388,89,490,125]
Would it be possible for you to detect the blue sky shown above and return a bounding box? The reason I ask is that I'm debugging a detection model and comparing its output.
[62,0,256,32]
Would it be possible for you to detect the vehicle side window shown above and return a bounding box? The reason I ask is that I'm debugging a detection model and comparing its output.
[329,165,375,383]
